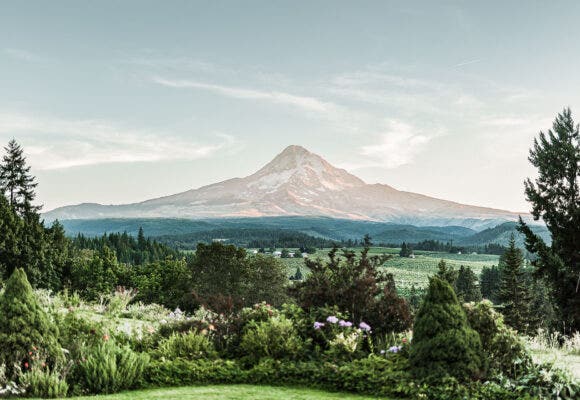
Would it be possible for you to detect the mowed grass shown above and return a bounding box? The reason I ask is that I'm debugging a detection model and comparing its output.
[65,385,385,399]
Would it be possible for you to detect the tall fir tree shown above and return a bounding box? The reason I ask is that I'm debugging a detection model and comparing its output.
[0,139,40,215]
[518,107,580,331]
[480,265,501,303]
[455,265,482,303]
[498,235,533,333]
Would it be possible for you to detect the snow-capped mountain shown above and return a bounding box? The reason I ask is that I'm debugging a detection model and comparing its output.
[43,145,525,229]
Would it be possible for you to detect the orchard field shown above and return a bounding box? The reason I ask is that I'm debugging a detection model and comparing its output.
[277,247,500,294]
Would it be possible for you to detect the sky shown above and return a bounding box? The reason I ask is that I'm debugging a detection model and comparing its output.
[1,1,579,213]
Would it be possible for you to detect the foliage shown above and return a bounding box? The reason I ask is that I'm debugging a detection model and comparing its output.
[189,243,289,313]
[239,316,305,365]
[480,265,501,302]
[463,300,532,378]
[76,340,149,394]
[435,259,458,286]
[0,139,40,215]
[155,331,217,361]
[519,107,580,332]
[409,277,483,381]
[0,268,62,378]
[19,360,70,399]
[498,235,534,334]
[293,237,412,335]
[72,230,180,266]
[399,242,413,257]
[131,258,190,310]
[455,265,482,303]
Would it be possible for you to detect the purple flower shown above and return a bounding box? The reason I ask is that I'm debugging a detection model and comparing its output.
[339,320,353,327]
[313,321,325,330]
[388,345,401,353]
[359,322,371,332]
[326,316,339,324]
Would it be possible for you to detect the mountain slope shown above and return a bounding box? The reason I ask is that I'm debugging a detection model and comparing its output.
[44,145,527,229]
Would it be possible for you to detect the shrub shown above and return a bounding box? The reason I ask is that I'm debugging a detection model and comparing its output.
[239,316,305,364]
[76,340,149,394]
[155,331,217,360]
[0,268,62,378]
[464,300,532,377]
[145,359,242,387]
[293,239,412,336]
[20,365,69,398]
[409,277,484,382]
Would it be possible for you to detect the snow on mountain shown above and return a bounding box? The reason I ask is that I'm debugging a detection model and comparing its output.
[43,145,526,229]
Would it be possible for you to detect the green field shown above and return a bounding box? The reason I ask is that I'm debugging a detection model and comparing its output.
[62,385,384,400]
[278,247,500,292]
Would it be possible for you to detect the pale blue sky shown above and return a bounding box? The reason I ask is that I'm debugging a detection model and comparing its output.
[1,1,579,212]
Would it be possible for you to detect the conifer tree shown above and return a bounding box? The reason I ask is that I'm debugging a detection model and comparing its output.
[0,139,40,215]
[0,268,61,377]
[436,259,458,286]
[455,265,482,303]
[480,265,501,303]
[518,107,580,331]
[498,235,533,333]
[410,277,483,381]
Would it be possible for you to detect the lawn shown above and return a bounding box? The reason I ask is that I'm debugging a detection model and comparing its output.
[66,385,384,399]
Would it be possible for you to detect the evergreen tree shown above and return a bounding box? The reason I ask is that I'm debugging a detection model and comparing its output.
[292,265,303,280]
[0,268,61,377]
[436,259,458,286]
[518,107,580,331]
[455,265,482,303]
[0,139,40,215]
[498,235,533,333]
[480,265,501,303]
[410,277,483,381]
[399,242,411,257]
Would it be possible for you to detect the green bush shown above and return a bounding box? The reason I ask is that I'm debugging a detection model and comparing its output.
[463,300,532,377]
[76,340,149,394]
[0,268,62,378]
[20,365,69,398]
[155,330,217,360]
[145,359,242,387]
[409,277,484,382]
[239,316,305,364]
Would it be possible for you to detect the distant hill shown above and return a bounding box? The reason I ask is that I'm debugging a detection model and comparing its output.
[44,145,528,230]
[53,216,549,250]
[456,221,551,247]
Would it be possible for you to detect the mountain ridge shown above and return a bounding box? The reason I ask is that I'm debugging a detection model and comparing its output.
[43,145,528,229]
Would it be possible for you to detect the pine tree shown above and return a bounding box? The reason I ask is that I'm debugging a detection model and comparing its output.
[436,259,458,286]
[455,265,482,303]
[498,235,533,333]
[518,107,580,331]
[410,277,483,381]
[0,268,61,377]
[0,139,40,215]
[480,265,501,303]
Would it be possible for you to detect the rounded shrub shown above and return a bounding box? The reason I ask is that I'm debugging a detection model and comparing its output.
[409,277,483,382]
[240,316,305,364]
[463,300,532,377]
[156,330,217,360]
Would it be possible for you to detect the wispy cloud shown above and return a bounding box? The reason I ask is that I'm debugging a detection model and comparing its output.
[2,48,48,63]
[0,111,237,170]
[454,58,482,68]
[152,76,333,113]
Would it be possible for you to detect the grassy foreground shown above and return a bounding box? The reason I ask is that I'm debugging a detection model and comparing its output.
[65,385,384,399]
